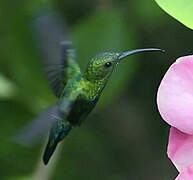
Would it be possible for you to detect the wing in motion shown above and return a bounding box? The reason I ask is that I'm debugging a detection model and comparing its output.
[15,82,81,146]
[15,105,60,146]
[34,12,81,97]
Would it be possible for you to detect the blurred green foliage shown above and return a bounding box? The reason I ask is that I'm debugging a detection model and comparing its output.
[0,0,192,179]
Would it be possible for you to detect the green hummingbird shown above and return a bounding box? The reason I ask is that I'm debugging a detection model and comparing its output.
[15,13,164,165]
[42,46,163,165]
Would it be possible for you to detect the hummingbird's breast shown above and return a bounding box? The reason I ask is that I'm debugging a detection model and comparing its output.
[67,94,98,126]
[62,77,101,126]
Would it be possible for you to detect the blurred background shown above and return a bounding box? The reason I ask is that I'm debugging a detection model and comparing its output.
[0,0,193,179]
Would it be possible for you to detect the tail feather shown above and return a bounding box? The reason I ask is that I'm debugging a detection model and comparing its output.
[43,122,71,165]
[43,139,58,165]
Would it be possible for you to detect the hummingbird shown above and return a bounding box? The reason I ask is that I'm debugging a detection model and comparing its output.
[42,46,163,165]
[15,13,164,165]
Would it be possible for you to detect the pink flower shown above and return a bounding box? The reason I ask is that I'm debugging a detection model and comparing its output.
[168,127,193,172]
[175,166,193,180]
[157,55,193,179]
[157,55,193,135]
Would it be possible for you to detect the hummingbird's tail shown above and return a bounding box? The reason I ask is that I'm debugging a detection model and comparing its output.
[43,121,72,165]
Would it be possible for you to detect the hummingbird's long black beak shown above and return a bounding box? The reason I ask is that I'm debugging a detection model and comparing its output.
[118,48,164,60]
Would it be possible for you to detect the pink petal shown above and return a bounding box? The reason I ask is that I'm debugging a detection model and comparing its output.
[168,127,193,172]
[157,55,193,134]
[176,166,193,180]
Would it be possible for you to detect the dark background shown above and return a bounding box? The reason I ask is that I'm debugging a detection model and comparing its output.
[0,0,192,179]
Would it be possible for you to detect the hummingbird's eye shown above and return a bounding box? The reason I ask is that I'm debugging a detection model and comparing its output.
[104,62,112,68]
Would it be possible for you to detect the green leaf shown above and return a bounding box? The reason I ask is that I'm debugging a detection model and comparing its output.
[155,0,193,29]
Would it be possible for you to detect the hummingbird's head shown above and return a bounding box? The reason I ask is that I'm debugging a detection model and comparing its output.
[84,52,119,81]
[84,48,164,82]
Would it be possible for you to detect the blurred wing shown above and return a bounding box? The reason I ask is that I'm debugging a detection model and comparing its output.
[15,90,80,146]
[34,13,81,97]
[15,105,60,146]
